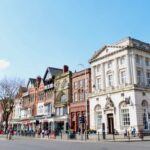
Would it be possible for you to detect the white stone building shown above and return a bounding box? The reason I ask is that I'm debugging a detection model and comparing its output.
[89,37,150,134]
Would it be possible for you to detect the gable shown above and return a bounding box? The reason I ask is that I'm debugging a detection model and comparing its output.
[44,69,52,82]
[38,79,44,90]
[45,72,52,80]
[90,46,123,63]
[27,80,33,89]
[27,78,35,89]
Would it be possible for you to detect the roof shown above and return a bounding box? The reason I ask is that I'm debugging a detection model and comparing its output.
[43,67,63,81]
[27,78,36,87]
[89,37,150,63]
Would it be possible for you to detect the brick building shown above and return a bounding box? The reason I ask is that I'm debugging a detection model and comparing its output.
[70,68,91,133]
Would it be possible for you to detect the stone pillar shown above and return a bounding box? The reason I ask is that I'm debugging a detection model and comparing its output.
[64,121,67,132]
[132,54,137,84]
[126,54,132,84]
[114,58,119,87]
[142,56,147,85]
[51,122,55,131]
[101,63,106,90]
[92,66,96,91]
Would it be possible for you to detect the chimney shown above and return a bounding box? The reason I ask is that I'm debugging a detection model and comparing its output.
[63,65,69,73]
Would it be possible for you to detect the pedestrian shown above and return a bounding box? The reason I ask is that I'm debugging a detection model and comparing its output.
[42,129,45,138]
[47,130,50,139]
[124,129,127,137]
[133,127,136,137]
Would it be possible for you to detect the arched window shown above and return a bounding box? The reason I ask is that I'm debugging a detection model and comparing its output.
[142,100,149,130]
[94,105,102,130]
[120,101,130,129]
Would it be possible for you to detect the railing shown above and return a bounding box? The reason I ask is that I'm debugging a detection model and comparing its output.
[5,131,150,142]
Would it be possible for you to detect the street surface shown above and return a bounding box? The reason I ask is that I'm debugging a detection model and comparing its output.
[0,138,150,150]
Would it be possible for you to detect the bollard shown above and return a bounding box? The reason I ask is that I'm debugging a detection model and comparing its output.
[113,130,115,141]
[102,131,106,140]
[128,131,130,142]
[98,132,100,141]
[61,132,62,140]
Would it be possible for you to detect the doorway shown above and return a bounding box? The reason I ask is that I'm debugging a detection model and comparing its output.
[107,113,114,134]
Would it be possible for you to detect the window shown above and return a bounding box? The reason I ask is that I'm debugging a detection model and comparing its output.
[145,58,149,66]
[137,70,143,85]
[29,95,34,103]
[96,78,101,90]
[120,56,125,65]
[74,82,78,89]
[74,93,78,102]
[95,105,102,130]
[142,100,149,130]
[38,92,44,101]
[63,107,67,115]
[45,104,51,115]
[79,80,83,88]
[108,61,112,68]
[85,79,88,90]
[147,72,150,86]
[79,92,84,101]
[97,64,100,72]
[120,71,126,84]
[108,74,113,86]
[56,108,59,116]
[143,109,148,130]
[60,107,63,116]
[136,55,141,64]
[120,109,130,127]
[38,105,44,114]
[61,95,67,102]
[120,102,130,129]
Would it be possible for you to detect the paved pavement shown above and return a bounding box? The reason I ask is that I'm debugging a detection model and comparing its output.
[0,137,150,150]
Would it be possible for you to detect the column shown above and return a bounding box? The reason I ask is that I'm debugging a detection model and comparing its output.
[142,56,147,86]
[126,54,132,84]
[51,122,55,131]
[101,63,106,90]
[132,54,137,84]
[64,121,67,132]
[92,66,96,92]
[114,58,119,87]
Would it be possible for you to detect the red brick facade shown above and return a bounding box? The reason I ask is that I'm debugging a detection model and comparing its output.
[70,68,91,133]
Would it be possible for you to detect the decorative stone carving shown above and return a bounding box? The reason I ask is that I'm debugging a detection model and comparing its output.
[105,96,114,109]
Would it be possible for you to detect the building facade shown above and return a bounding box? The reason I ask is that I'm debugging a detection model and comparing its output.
[70,68,91,133]
[54,65,72,133]
[11,65,72,135]
[89,37,150,134]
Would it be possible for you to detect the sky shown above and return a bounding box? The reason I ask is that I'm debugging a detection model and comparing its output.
[0,0,150,82]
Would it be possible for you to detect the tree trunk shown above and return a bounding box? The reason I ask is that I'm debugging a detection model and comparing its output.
[5,119,8,134]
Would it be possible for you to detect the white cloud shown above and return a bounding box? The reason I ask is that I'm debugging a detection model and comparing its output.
[0,59,10,70]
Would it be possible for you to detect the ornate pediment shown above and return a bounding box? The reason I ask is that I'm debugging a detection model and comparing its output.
[105,96,114,110]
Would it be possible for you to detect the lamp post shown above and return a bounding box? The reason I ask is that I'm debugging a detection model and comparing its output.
[78,64,88,140]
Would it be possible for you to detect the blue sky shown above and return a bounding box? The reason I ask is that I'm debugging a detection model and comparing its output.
[0,0,150,81]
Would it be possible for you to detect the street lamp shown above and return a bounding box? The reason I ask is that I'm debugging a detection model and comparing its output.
[78,64,88,140]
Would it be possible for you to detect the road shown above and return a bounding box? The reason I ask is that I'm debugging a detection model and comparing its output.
[0,138,150,150]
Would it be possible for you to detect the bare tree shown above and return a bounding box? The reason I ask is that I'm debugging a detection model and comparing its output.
[0,77,24,132]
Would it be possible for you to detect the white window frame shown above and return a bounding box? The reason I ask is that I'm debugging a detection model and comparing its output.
[108,74,113,86]
[96,78,101,90]
[147,72,150,86]
[120,70,126,84]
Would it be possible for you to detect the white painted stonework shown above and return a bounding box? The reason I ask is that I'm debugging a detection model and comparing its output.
[89,37,150,134]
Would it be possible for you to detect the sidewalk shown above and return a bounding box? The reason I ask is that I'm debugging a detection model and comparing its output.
[1,134,150,143]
